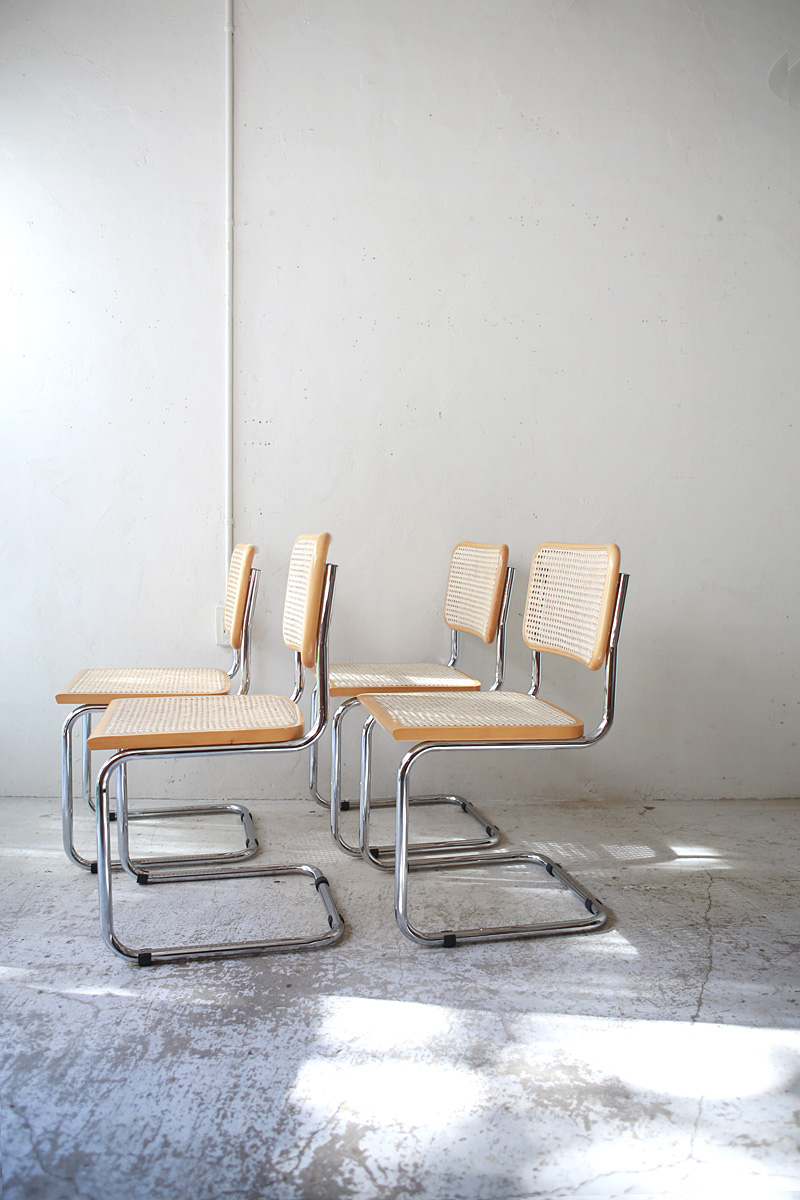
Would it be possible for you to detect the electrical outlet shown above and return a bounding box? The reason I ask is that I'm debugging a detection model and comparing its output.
[215,605,229,647]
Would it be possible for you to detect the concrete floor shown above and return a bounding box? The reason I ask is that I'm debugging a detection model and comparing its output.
[1,792,799,1199]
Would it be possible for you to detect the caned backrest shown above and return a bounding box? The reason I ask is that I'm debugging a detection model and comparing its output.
[224,543,256,650]
[523,543,621,670]
[443,542,509,644]
[282,533,332,669]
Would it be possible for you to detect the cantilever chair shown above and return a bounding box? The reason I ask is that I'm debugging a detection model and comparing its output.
[85,533,344,965]
[56,543,259,874]
[357,542,629,947]
[312,542,514,859]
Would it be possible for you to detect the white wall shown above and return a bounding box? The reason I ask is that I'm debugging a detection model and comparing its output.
[3,0,799,804]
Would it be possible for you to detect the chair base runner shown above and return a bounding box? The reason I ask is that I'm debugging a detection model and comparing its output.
[116,803,259,870]
[103,863,345,965]
[396,852,607,947]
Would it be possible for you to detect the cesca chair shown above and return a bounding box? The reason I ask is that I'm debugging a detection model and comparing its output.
[56,544,259,873]
[85,533,345,965]
[311,542,514,860]
[357,542,629,947]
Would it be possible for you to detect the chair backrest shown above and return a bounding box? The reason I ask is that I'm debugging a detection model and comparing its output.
[223,543,257,650]
[523,543,621,670]
[443,542,510,644]
[282,533,332,669]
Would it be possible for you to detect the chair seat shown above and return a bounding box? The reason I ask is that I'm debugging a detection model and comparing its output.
[358,690,584,742]
[87,694,304,751]
[329,662,479,698]
[56,666,231,706]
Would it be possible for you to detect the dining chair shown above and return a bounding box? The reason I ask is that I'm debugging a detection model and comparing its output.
[314,542,514,861]
[357,542,629,947]
[85,533,345,965]
[56,544,259,873]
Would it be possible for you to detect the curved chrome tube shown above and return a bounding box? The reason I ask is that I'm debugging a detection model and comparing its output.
[528,651,541,698]
[235,568,260,696]
[290,652,305,704]
[489,566,515,691]
[62,703,107,869]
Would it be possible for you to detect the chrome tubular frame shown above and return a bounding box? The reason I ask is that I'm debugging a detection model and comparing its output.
[446,629,459,668]
[308,690,326,806]
[62,703,108,870]
[529,651,542,697]
[82,710,92,807]
[363,573,629,948]
[234,568,260,696]
[320,565,516,860]
[93,564,345,965]
[60,567,262,873]
[225,647,241,681]
[290,652,305,704]
[490,566,515,691]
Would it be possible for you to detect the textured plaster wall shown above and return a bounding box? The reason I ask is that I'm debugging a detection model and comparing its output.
[2,0,799,802]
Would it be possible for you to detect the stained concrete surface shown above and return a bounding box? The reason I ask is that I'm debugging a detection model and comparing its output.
[1,794,799,1199]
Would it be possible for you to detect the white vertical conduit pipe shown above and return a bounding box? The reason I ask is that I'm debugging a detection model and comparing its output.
[224,0,235,569]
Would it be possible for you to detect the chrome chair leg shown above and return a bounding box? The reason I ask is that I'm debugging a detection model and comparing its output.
[82,710,92,810]
[330,696,364,856]
[308,687,331,809]
[62,704,106,870]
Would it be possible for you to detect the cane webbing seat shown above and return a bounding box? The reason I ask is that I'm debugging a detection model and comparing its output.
[358,690,582,743]
[88,693,303,751]
[57,667,231,706]
[329,662,480,698]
